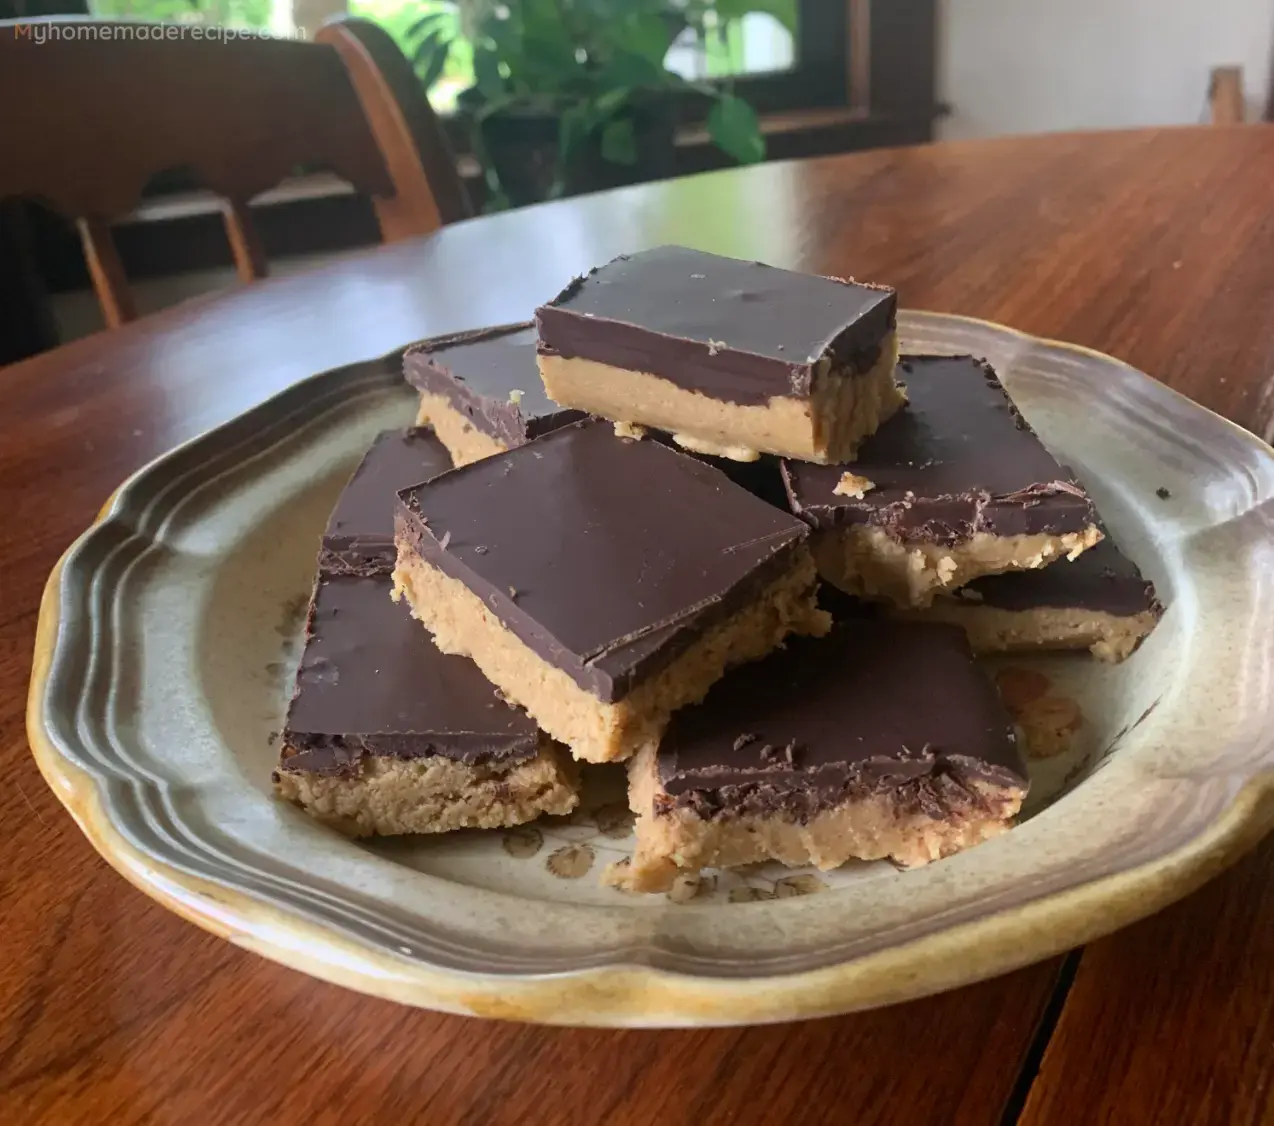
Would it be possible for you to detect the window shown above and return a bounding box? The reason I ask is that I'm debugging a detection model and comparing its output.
[343,1,805,116]
[664,10,795,83]
[348,0,471,111]
[81,0,937,176]
[92,0,275,29]
[84,3,926,126]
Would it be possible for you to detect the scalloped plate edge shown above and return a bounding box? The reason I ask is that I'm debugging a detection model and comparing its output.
[26,315,1274,1026]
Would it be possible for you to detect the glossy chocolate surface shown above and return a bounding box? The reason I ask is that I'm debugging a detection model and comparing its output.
[320,428,452,576]
[395,419,811,703]
[657,620,1027,818]
[535,246,896,406]
[281,576,540,776]
[783,355,1097,544]
[404,322,582,447]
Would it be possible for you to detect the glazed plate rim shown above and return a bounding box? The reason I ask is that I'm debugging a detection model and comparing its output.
[27,310,1274,1026]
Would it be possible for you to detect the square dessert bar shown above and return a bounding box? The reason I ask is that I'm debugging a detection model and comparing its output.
[319,428,452,576]
[614,620,1029,893]
[901,536,1163,662]
[274,575,578,837]
[783,355,1104,609]
[535,246,904,464]
[392,418,829,764]
[405,321,790,503]
[405,322,584,466]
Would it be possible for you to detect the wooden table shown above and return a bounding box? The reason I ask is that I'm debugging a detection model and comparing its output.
[4,126,1274,1125]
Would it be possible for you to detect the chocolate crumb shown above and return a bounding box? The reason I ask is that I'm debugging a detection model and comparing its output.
[1156,486,1171,499]
[759,742,796,766]
[732,732,758,752]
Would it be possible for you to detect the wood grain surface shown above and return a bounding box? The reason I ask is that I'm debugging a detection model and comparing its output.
[4,126,1274,1125]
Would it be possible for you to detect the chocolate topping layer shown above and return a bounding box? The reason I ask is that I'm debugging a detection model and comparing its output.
[281,576,541,776]
[535,246,897,406]
[657,621,1026,821]
[960,536,1162,615]
[783,355,1097,544]
[643,430,789,508]
[320,429,451,576]
[396,418,811,703]
[404,322,583,447]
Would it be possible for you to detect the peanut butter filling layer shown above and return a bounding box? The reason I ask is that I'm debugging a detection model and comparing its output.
[415,391,509,467]
[898,601,1159,663]
[392,544,829,763]
[275,745,578,838]
[814,525,1105,609]
[607,745,1025,893]
[538,333,902,464]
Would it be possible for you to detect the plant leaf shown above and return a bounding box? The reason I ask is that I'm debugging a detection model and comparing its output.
[404,9,452,41]
[601,117,639,165]
[620,12,675,65]
[414,32,452,92]
[592,85,633,116]
[711,0,797,34]
[600,47,667,90]
[706,93,766,164]
[520,0,577,52]
[472,42,505,100]
[410,27,446,63]
[558,104,595,172]
[519,31,582,91]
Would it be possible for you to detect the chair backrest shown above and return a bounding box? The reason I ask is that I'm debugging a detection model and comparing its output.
[0,17,470,328]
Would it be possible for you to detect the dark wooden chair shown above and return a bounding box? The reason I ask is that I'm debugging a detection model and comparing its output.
[0,17,470,329]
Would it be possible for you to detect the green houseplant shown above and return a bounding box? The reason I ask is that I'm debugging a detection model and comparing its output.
[407,0,793,206]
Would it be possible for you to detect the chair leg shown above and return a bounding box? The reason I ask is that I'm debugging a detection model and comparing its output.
[222,199,269,283]
[77,216,136,329]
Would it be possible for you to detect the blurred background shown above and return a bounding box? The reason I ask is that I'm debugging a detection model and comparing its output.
[3,0,1271,359]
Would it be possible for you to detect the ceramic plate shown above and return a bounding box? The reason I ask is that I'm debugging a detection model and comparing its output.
[28,312,1274,1027]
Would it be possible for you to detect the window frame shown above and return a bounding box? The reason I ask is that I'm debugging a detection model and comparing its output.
[722,0,850,116]
[437,1,937,152]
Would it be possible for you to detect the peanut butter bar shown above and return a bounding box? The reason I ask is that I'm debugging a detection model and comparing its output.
[404,321,789,501]
[319,428,452,576]
[783,355,1104,608]
[899,537,1163,662]
[404,323,584,466]
[613,621,1028,893]
[274,575,579,836]
[535,246,903,464]
[392,419,828,764]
